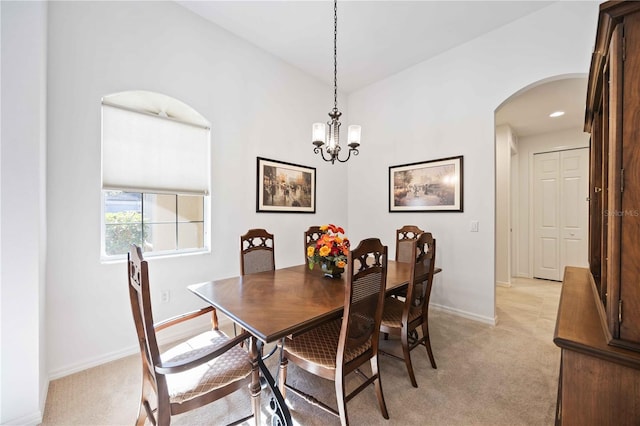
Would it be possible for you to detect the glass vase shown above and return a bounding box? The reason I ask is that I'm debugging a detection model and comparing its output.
[321,262,344,279]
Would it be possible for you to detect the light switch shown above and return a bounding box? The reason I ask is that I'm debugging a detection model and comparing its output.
[470,221,479,232]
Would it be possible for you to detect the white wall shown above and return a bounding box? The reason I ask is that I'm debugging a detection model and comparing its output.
[46,1,348,379]
[495,125,516,287]
[511,137,520,279]
[346,1,599,324]
[514,128,590,277]
[0,1,48,424]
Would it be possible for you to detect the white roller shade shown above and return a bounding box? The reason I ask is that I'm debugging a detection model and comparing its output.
[101,103,210,195]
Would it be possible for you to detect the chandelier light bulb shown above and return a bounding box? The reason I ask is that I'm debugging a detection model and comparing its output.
[312,123,326,144]
[347,125,361,146]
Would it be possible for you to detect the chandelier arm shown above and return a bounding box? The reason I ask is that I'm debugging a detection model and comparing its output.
[335,151,351,163]
[335,146,359,163]
[314,146,334,163]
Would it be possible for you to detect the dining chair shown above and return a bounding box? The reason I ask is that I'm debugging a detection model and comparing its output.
[391,225,424,299]
[240,228,275,275]
[239,228,278,358]
[379,232,437,388]
[304,225,323,267]
[278,238,390,426]
[395,225,424,263]
[127,245,257,426]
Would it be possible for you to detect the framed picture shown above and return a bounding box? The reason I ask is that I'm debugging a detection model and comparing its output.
[257,157,316,213]
[389,155,463,212]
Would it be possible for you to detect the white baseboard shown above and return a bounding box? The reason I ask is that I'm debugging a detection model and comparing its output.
[48,304,497,383]
[496,280,511,288]
[1,379,48,425]
[48,343,139,381]
[48,316,232,381]
[40,379,48,422]
[431,303,497,326]
[2,410,42,426]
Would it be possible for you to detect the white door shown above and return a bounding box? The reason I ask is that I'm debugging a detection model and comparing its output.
[533,148,589,280]
[559,149,589,271]
[534,152,560,280]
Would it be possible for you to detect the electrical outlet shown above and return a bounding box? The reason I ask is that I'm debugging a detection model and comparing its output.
[470,221,479,232]
[161,290,170,303]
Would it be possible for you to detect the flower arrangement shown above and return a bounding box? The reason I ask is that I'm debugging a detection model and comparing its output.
[307,224,350,275]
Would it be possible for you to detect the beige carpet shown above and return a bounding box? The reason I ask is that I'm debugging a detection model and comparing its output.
[40,277,561,425]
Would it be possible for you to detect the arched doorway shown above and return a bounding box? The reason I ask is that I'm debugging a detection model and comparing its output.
[495,74,589,285]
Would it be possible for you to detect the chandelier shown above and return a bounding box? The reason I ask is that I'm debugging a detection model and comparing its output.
[312,0,361,164]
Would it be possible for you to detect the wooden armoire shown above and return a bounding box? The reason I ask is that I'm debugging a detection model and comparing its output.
[553,1,640,425]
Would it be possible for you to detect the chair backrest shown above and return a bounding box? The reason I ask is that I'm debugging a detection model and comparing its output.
[339,238,388,368]
[127,245,164,396]
[240,228,275,275]
[304,226,323,266]
[395,225,424,263]
[404,233,436,321]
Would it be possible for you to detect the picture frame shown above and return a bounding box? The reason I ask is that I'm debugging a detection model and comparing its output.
[256,157,316,213]
[389,155,463,212]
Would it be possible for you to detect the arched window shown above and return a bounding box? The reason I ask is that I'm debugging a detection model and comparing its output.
[101,91,210,258]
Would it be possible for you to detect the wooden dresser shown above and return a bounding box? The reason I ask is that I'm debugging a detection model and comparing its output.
[554,2,640,424]
[554,267,640,425]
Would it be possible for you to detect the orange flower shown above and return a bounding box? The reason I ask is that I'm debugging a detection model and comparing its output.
[307,224,349,273]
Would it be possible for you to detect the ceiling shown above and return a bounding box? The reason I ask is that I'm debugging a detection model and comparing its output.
[176,0,588,137]
[495,77,587,138]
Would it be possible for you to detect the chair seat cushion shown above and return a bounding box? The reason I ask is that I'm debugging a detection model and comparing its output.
[284,318,371,370]
[162,330,252,404]
[381,296,421,328]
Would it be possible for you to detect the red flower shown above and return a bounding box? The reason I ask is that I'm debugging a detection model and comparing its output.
[307,224,350,271]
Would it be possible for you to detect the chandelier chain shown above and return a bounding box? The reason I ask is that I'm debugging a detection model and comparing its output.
[333,0,338,111]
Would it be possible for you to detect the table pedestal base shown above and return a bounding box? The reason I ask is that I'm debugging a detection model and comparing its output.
[257,340,292,425]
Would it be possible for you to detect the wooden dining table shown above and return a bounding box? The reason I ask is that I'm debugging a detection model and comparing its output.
[188,260,437,425]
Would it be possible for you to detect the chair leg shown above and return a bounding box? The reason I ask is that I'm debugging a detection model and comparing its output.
[137,376,156,426]
[278,352,288,399]
[157,401,170,426]
[248,338,262,426]
[370,357,389,420]
[135,399,147,426]
[335,374,349,426]
[421,322,437,369]
[211,309,219,330]
[401,330,418,388]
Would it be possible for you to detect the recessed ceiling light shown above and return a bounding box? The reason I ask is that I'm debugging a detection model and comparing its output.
[549,111,565,118]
